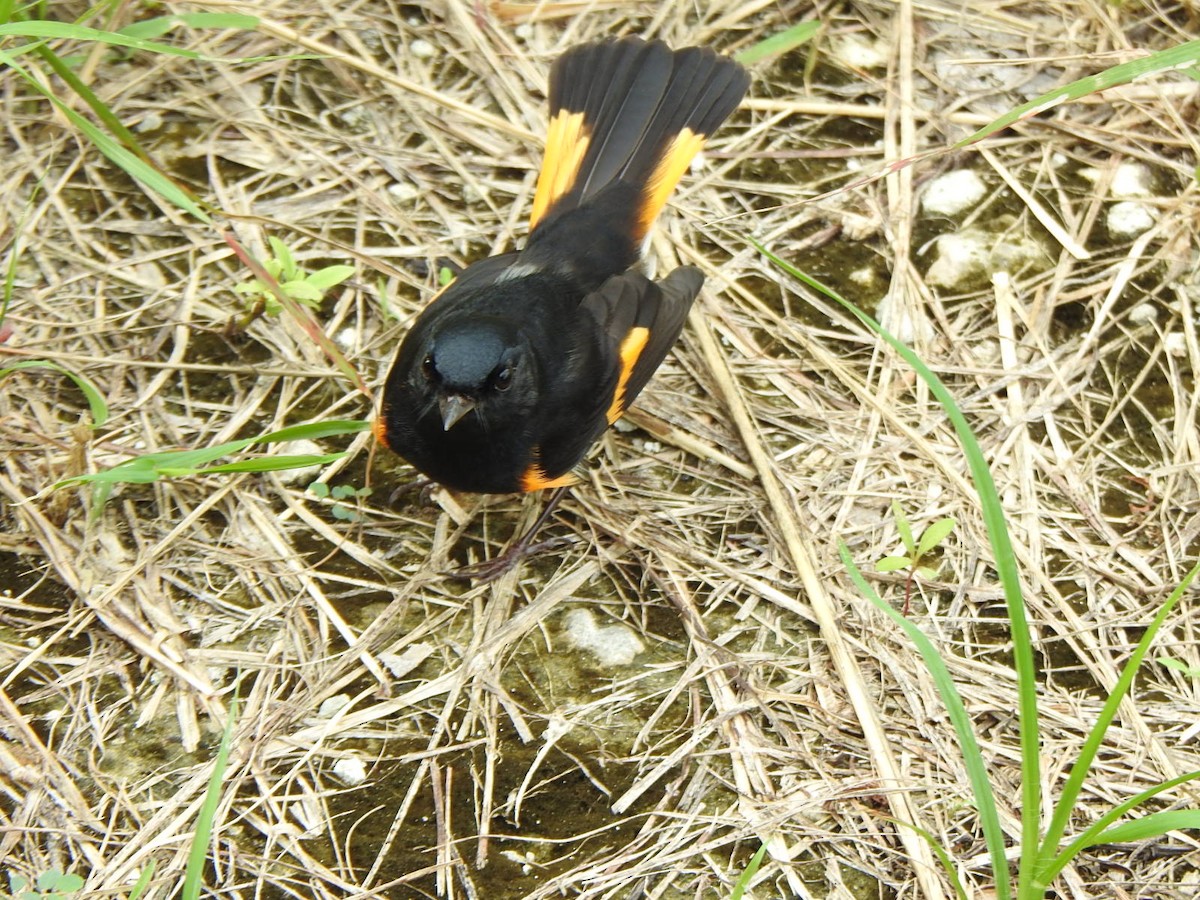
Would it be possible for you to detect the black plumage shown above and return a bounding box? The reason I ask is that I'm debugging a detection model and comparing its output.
[376,38,748,494]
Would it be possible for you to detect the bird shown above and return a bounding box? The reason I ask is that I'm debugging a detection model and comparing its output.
[375,37,748,573]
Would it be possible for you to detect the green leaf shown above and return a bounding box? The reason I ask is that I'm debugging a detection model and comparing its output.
[1159,657,1200,677]
[126,862,156,900]
[1089,809,1200,845]
[892,499,916,555]
[840,543,1011,900]
[729,843,768,900]
[1,359,109,427]
[183,701,238,900]
[267,236,296,277]
[958,39,1200,147]
[735,21,820,66]
[118,13,259,40]
[282,280,322,303]
[916,517,956,557]
[308,482,331,498]
[198,453,345,474]
[306,265,356,291]
[876,556,912,572]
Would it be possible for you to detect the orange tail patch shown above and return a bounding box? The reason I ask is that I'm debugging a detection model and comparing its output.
[529,111,590,230]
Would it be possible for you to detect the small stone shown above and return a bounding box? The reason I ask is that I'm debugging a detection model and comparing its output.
[410,38,435,59]
[1128,303,1157,325]
[1107,201,1156,238]
[332,757,369,786]
[1111,162,1152,198]
[921,170,987,217]
[563,609,644,666]
[317,694,352,718]
[1164,332,1187,357]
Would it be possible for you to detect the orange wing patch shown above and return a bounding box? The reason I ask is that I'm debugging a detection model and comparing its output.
[530,111,590,229]
[605,326,650,424]
[520,457,579,493]
[636,128,708,237]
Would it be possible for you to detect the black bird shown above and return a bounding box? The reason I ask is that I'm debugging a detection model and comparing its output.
[376,38,748,554]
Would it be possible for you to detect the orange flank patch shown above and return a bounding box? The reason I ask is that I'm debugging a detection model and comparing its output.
[637,128,707,237]
[530,111,590,229]
[519,457,579,492]
[372,414,391,450]
[605,326,650,424]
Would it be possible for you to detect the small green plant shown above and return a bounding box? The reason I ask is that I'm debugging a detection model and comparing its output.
[1158,657,1200,678]
[762,241,1200,899]
[308,481,373,522]
[233,236,355,325]
[876,500,955,613]
[6,870,84,900]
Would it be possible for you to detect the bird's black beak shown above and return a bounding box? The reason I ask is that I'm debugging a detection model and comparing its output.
[438,393,476,431]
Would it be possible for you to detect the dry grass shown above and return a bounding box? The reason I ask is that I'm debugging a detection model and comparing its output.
[2,0,1199,897]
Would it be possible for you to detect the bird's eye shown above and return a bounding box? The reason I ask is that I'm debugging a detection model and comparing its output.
[492,365,514,392]
[421,354,437,380]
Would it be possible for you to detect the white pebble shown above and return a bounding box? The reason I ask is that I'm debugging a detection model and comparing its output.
[388,181,420,202]
[925,231,990,288]
[563,609,644,666]
[834,35,888,70]
[332,757,369,786]
[921,169,987,216]
[317,694,351,718]
[1107,201,1156,237]
[1165,332,1187,357]
[1111,162,1152,198]
[410,39,435,59]
[1128,303,1157,325]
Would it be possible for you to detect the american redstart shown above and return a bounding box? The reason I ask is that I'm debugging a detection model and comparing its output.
[376,38,747,542]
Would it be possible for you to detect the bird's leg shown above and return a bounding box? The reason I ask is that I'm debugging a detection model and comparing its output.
[450,486,574,582]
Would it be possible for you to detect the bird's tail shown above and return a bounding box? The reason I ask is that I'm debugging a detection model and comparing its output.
[525,38,748,273]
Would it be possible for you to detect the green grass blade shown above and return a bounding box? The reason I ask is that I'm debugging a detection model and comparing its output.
[1,359,108,426]
[889,816,972,900]
[735,21,820,66]
[182,700,238,900]
[0,47,210,221]
[1041,769,1200,884]
[118,12,259,40]
[759,242,1035,898]
[1089,809,1200,845]
[126,861,155,900]
[0,20,217,58]
[253,419,372,443]
[192,453,346,475]
[1035,559,1200,880]
[729,843,768,900]
[840,543,1008,898]
[33,42,157,165]
[54,420,368,489]
[957,40,1200,147]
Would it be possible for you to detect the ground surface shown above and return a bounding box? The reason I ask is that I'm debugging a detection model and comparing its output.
[2,1,1199,898]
